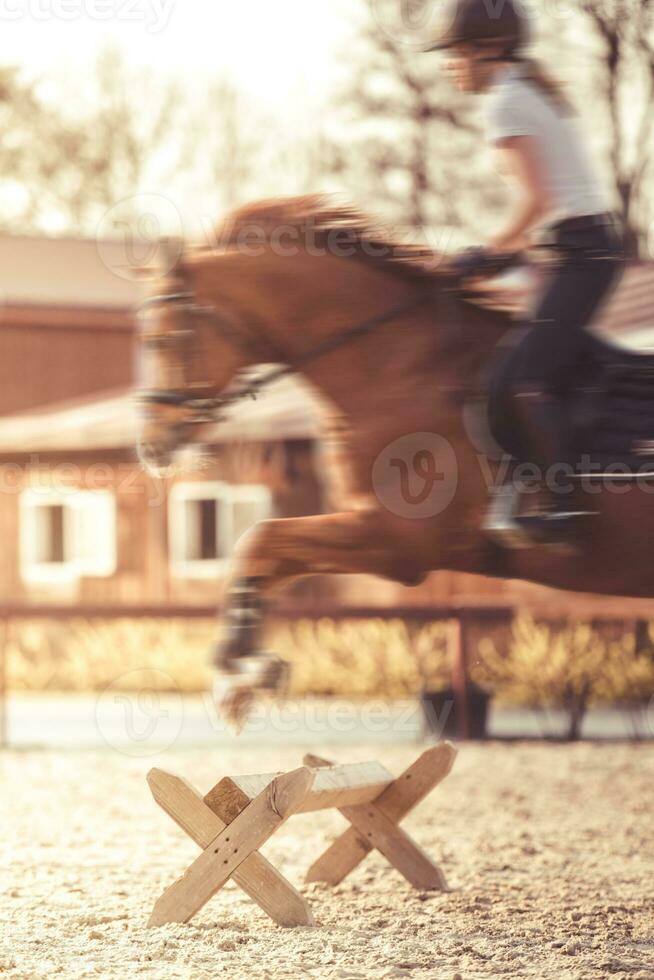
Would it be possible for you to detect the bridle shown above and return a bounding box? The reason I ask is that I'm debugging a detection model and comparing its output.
[138,287,266,423]
[137,273,444,426]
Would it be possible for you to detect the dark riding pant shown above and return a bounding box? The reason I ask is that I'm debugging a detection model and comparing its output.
[489,214,626,462]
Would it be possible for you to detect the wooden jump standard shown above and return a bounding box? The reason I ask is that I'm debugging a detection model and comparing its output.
[147,743,456,928]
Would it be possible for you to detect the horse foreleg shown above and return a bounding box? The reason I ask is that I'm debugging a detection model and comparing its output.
[213,509,421,725]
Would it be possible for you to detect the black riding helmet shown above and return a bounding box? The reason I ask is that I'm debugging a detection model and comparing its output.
[424,0,530,58]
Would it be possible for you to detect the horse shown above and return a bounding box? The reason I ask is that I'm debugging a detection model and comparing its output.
[136,194,654,721]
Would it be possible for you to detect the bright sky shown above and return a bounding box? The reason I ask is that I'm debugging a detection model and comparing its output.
[0,0,357,108]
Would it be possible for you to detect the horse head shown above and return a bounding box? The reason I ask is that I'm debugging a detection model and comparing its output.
[135,237,256,474]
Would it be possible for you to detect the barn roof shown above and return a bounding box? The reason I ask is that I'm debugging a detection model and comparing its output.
[472,262,654,348]
[0,374,329,455]
[0,233,149,310]
[593,262,654,347]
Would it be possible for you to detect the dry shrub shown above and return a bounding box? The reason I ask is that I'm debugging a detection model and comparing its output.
[7,613,654,717]
[271,618,452,698]
[7,618,215,693]
[474,613,654,738]
[6,615,452,697]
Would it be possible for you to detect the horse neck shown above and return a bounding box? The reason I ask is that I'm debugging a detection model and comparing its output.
[194,248,507,425]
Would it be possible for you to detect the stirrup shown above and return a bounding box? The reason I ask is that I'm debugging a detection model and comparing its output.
[515,504,597,556]
[516,505,594,534]
[484,485,595,553]
[483,483,532,550]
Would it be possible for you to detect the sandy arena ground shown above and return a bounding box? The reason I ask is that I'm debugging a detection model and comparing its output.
[1,742,653,980]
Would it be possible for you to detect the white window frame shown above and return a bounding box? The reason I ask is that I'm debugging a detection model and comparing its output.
[169,481,272,579]
[19,488,117,584]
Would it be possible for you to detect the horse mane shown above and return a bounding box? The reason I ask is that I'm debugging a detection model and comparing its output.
[210,194,445,282]
[205,195,517,343]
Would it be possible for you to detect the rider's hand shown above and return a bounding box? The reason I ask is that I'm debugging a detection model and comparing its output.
[450,247,489,278]
[450,247,522,280]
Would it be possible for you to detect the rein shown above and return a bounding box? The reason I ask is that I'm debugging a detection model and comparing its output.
[138,283,441,422]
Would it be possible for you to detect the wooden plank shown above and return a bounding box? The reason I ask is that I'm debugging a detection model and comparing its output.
[148,769,315,928]
[206,761,392,815]
[4,600,654,622]
[363,744,456,821]
[340,802,448,891]
[304,745,456,886]
[204,777,253,825]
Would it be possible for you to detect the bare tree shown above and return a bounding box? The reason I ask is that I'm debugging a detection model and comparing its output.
[181,79,268,219]
[324,1,504,241]
[0,49,329,238]
[0,65,67,232]
[574,0,654,256]
[0,49,186,235]
[49,47,185,233]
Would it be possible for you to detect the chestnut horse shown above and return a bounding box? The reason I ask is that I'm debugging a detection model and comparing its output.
[136,196,654,717]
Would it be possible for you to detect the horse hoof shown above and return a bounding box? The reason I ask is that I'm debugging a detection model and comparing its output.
[213,653,289,731]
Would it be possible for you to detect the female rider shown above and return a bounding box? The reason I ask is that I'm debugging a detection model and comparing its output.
[426,0,625,547]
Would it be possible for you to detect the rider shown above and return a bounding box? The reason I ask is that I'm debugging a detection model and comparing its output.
[426,0,625,546]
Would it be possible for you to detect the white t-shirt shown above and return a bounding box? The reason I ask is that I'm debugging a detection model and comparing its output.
[486,65,608,222]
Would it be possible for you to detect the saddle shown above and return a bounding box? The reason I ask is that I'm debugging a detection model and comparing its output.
[464,270,654,474]
[574,340,654,470]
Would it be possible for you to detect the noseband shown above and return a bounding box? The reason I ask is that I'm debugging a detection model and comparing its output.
[138,281,441,424]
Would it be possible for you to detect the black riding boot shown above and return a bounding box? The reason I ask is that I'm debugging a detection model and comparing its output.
[511,386,588,543]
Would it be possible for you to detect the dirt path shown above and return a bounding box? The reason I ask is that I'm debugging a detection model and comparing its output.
[1,743,652,979]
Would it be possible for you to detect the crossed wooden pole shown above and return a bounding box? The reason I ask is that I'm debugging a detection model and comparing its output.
[147,742,457,928]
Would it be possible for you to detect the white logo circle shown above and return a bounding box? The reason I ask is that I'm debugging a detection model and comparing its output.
[369,0,446,48]
[95,193,184,282]
[372,431,458,518]
[95,669,184,757]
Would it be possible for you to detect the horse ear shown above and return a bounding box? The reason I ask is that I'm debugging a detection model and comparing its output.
[122,238,185,283]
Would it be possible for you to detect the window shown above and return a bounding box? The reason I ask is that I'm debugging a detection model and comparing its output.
[169,482,272,578]
[20,489,117,583]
